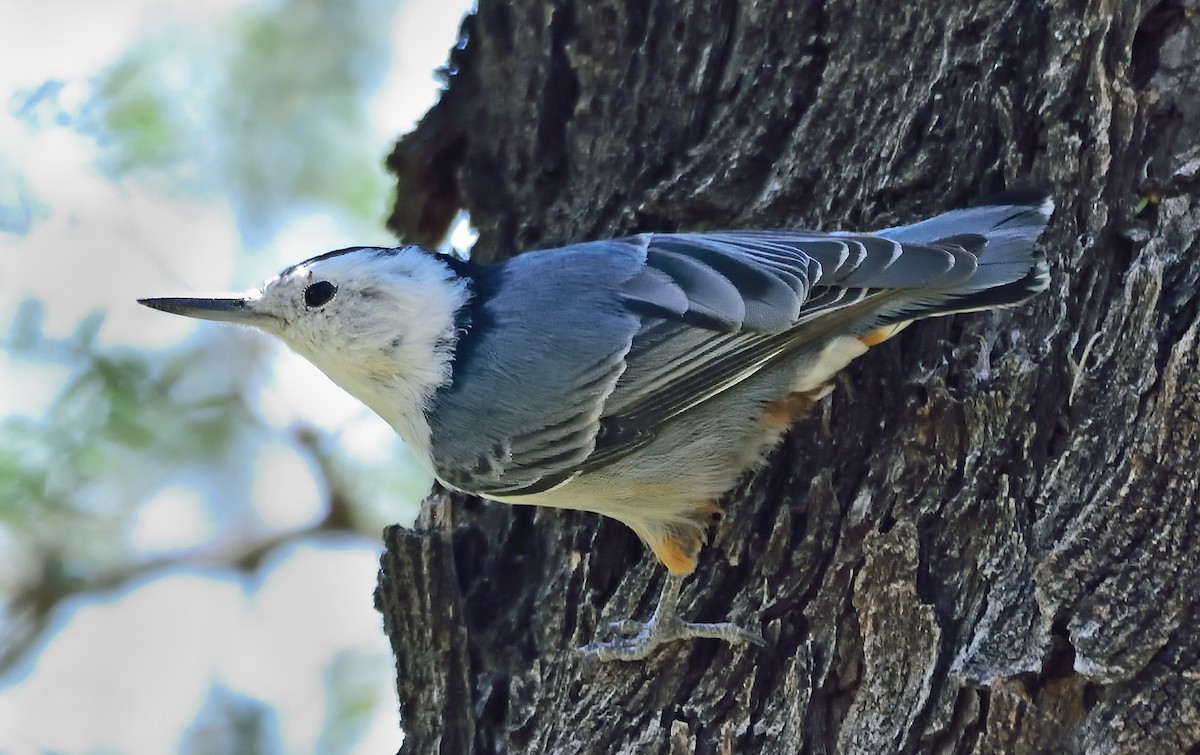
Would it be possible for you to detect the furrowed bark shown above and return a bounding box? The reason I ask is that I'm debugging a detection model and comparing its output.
[377,1,1200,752]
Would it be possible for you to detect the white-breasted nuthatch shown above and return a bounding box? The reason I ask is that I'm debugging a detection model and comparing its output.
[141,191,1053,661]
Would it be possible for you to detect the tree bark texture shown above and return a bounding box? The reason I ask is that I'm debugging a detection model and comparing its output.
[378,0,1200,752]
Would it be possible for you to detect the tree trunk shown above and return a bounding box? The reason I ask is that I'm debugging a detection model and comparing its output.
[376,0,1200,752]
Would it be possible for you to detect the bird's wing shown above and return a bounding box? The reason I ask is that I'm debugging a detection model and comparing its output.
[431,197,1050,497]
[427,242,646,497]
[434,232,978,498]
[565,230,983,480]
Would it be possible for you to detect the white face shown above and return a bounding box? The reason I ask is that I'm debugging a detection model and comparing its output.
[140,245,471,458]
[239,247,460,373]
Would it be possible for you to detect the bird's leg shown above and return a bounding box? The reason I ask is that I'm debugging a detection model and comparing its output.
[579,572,764,662]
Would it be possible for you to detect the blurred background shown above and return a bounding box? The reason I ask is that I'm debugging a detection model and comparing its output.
[0,0,474,752]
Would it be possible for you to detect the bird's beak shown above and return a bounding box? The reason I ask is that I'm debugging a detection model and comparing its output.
[138,295,270,326]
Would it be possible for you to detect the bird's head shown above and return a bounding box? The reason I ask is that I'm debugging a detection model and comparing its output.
[140,245,470,435]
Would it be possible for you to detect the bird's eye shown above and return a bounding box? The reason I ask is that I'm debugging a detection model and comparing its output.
[304,281,338,308]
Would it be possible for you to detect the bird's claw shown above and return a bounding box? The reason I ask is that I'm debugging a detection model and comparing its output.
[685,620,766,648]
[580,616,764,662]
[578,573,764,661]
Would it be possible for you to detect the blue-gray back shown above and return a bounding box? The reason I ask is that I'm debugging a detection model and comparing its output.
[428,194,1051,497]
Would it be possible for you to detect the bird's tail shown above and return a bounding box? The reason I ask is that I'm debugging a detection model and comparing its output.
[874,189,1054,318]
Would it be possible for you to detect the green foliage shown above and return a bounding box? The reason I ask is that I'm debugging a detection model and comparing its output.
[82,0,402,241]
[0,301,257,571]
[91,56,186,175]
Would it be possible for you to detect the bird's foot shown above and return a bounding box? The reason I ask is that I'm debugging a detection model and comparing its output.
[578,573,764,662]
[581,615,764,662]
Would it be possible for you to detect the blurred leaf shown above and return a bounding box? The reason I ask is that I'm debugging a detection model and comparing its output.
[181,685,275,755]
[0,317,253,562]
[66,311,105,353]
[81,0,402,243]
[8,299,44,351]
[319,648,387,754]
[91,56,183,174]
[0,160,44,236]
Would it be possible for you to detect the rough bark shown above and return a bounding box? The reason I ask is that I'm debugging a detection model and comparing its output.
[378,0,1200,752]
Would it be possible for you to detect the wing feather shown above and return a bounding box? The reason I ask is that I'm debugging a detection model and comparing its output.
[433,195,1051,496]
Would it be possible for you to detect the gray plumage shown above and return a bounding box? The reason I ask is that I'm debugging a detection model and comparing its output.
[429,193,1052,497]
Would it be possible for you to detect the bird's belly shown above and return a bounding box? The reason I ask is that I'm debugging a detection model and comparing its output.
[481,334,889,543]
[495,355,811,527]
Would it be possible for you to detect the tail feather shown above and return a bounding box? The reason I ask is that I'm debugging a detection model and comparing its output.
[878,190,1054,244]
[873,191,1053,321]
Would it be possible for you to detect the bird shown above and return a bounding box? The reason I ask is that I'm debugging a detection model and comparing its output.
[140,191,1054,661]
